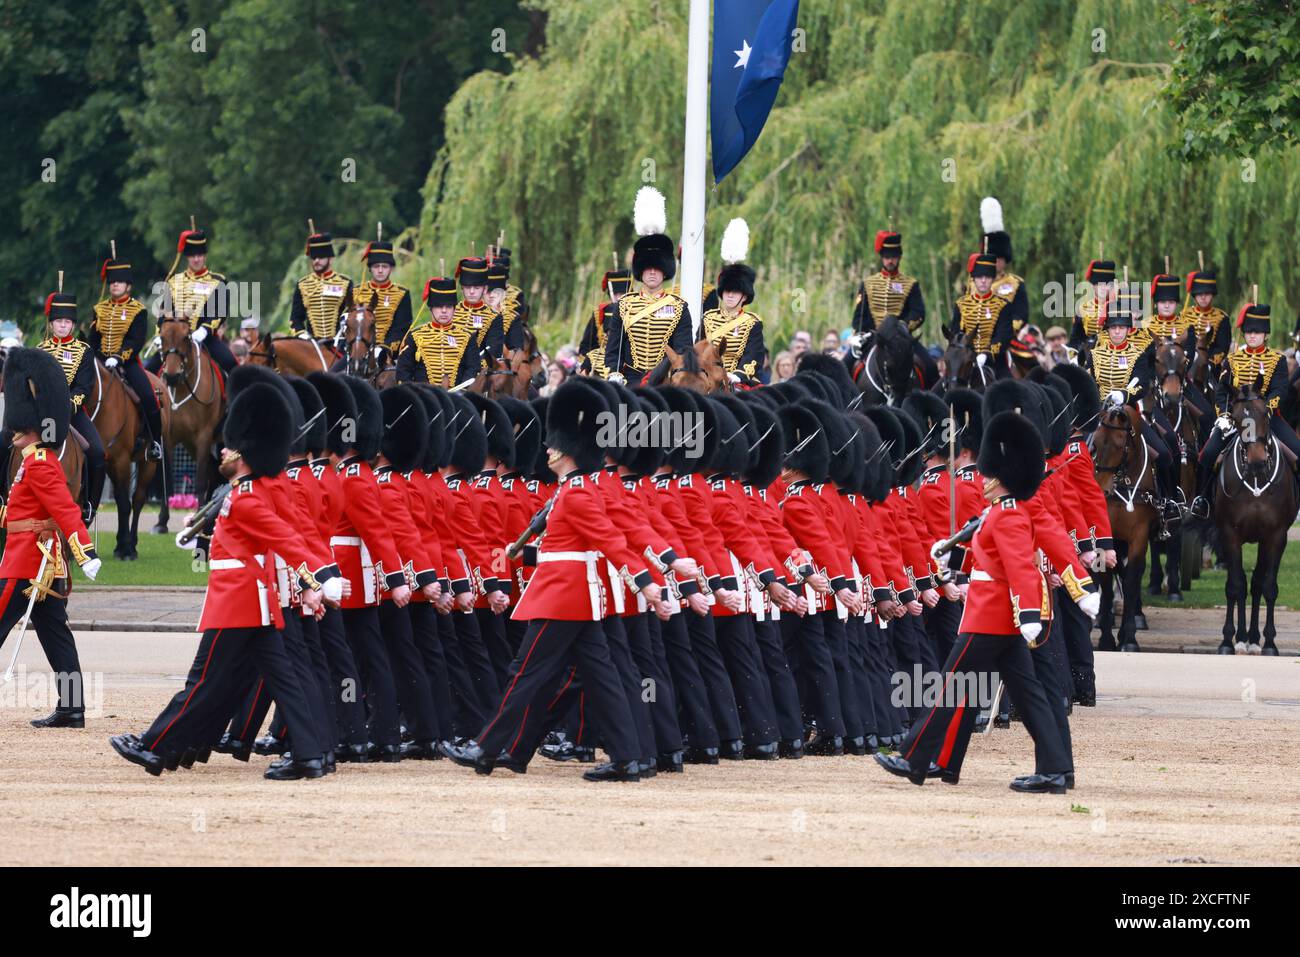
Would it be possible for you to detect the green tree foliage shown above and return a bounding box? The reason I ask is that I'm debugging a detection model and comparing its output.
[1163,0,1300,161]
[422,0,1300,351]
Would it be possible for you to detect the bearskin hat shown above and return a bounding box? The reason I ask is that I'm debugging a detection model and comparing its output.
[225,383,292,479]
[657,386,713,474]
[801,399,857,487]
[1035,380,1071,457]
[3,347,70,446]
[902,390,950,457]
[892,406,926,486]
[379,385,428,473]
[850,412,890,502]
[305,372,357,457]
[793,370,837,405]
[982,378,1037,427]
[765,378,814,407]
[736,392,785,488]
[777,403,830,482]
[628,388,670,476]
[712,394,757,478]
[978,411,1045,500]
[862,406,905,486]
[342,377,384,460]
[464,392,515,468]
[567,376,632,467]
[286,376,326,456]
[409,385,445,472]
[796,351,857,407]
[716,264,756,304]
[498,397,540,477]
[947,387,983,455]
[545,380,608,474]
[228,363,304,455]
[448,393,488,474]
[1051,362,1101,431]
[530,396,556,482]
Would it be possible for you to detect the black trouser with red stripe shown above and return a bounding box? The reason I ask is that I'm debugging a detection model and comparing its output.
[654,612,719,749]
[863,617,905,737]
[901,631,1068,778]
[0,581,83,712]
[142,626,324,763]
[714,615,778,746]
[822,611,863,740]
[477,618,638,765]
[476,607,513,685]
[224,611,331,752]
[1055,585,1093,698]
[452,611,500,723]
[842,616,877,739]
[438,611,489,738]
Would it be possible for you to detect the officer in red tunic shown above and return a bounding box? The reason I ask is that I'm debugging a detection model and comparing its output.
[0,348,101,727]
[874,411,1072,793]
[110,381,342,779]
[443,380,660,782]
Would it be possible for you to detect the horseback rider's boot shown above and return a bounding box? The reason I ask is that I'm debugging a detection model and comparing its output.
[1189,454,1216,520]
[142,402,164,462]
[85,458,107,526]
[1154,460,1181,540]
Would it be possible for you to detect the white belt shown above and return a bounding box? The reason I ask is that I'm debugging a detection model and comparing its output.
[538,551,597,562]
[970,569,994,582]
[538,551,605,620]
[330,535,363,547]
[209,556,266,570]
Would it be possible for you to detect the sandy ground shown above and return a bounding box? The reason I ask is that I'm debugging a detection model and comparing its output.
[0,630,1297,867]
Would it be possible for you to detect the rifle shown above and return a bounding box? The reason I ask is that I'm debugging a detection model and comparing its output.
[176,482,232,547]
[505,492,558,561]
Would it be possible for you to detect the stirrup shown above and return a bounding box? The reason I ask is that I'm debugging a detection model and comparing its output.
[1189,495,1210,519]
[145,440,163,462]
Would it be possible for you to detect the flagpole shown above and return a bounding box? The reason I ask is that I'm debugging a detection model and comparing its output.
[681,0,710,336]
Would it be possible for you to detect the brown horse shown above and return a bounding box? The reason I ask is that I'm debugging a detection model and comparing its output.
[646,340,729,394]
[1147,338,1202,599]
[85,358,171,559]
[1091,399,1159,652]
[154,316,226,534]
[485,325,544,400]
[1211,386,1298,655]
[939,328,995,393]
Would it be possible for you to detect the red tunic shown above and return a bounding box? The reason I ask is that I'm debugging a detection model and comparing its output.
[958,498,1048,636]
[330,456,405,608]
[0,445,94,579]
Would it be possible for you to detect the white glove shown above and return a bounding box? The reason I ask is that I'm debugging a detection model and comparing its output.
[847,333,867,350]
[150,335,161,349]
[373,346,385,359]
[321,577,344,603]
[976,352,988,368]
[1107,389,1125,406]
[297,331,312,340]
[193,326,208,344]
[104,357,119,369]
[608,373,627,385]
[1020,622,1041,644]
[174,530,195,551]
[1215,414,1234,435]
[81,557,101,582]
[1077,591,1100,618]
[727,372,741,384]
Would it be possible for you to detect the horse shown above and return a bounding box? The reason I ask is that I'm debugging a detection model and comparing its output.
[938,328,995,393]
[1091,398,1159,653]
[154,315,226,535]
[247,333,339,376]
[1146,337,1202,599]
[85,358,171,559]
[1209,385,1298,655]
[484,325,544,400]
[645,340,728,394]
[851,315,917,405]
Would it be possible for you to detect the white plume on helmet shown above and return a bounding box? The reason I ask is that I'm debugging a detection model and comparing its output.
[980,196,1004,234]
[719,218,750,265]
[634,186,667,237]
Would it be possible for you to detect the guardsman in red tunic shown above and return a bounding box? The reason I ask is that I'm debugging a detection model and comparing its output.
[874,411,1072,794]
[0,348,101,728]
[443,380,660,782]
[110,381,342,779]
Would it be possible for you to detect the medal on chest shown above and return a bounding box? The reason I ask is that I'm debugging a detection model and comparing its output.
[997,282,1014,297]
[322,283,344,297]
[890,281,903,294]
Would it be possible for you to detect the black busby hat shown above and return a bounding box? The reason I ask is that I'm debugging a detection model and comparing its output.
[705,396,747,477]
[947,387,983,455]
[777,403,830,482]
[362,241,396,267]
[44,291,76,323]
[343,377,384,460]
[448,393,488,474]
[628,388,670,476]
[228,362,305,457]
[796,352,857,407]
[792,370,837,405]
[1151,274,1181,304]
[305,232,335,258]
[901,390,950,457]
[567,376,630,467]
[422,385,457,469]
[849,412,889,502]
[3,347,70,445]
[530,396,556,482]
[1085,260,1115,283]
[602,269,633,297]
[978,411,1045,500]
[379,385,428,473]
[716,263,756,305]
[981,378,1038,429]
[862,406,905,485]
[225,383,293,479]
[631,187,676,282]
[1050,362,1101,431]
[1187,270,1216,298]
[712,394,757,478]
[464,392,515,468]
[423,277,458,308]
[967,252,997,279]
[980,196,1013,263]
[736,392,785,487]
[546,380,608,474]
[486,263,508,292]
[802,399,858,487]
[456,257,489,287]
[177,228,207,258]
[1237,302,1270,335]
[656,386,708,474]
[306,371,358,457]
[101,257,133,285]
[498,397,541,476]
[874,230,903,259]
[892,407,926,486]
[287,376,326,455]
[410,385,446,472]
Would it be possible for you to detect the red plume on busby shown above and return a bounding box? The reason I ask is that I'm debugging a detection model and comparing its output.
[176,229,199,254]
[1237,302,1270,333]
[874,230,890,254]
[967,252,979,275]
[874,230,902,258]
[44,293,57,317]
[1186,272,1197,294]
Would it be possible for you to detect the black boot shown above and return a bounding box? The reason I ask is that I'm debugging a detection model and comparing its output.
[31,709,84,729]
[142,404,164,462]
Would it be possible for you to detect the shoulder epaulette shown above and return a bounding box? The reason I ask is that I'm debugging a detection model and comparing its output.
[238,479,254,494]
[345,463,361,477]
[1000,498,1017,510]
[32,448,48,463]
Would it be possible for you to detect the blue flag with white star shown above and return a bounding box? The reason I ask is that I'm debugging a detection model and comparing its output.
[710,0,800,183]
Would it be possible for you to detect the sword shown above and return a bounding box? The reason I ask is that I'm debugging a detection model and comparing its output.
[3,548,51,683]
[983,680,1005,736]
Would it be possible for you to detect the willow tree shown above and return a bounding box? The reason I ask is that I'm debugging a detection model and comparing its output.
[417,0,1300,352]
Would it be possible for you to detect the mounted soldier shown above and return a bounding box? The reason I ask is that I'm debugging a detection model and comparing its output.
[89,250,163,462]
[395,276,481,387]
[290,226,354,345]
[946,251,1014,385]
[850,228,936,388]
[1068,259,1115,357]
[354,224,413,363]
[161,222,237,375]
[605,187,692,384]
[579,269,631,378]
[485,257,525,356]
[454,256,504,368]
[978,196,1029,335]
[698,218,766,386]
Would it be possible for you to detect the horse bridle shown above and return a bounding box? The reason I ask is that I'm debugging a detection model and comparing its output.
[158,316,216,407]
